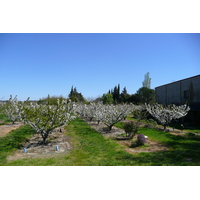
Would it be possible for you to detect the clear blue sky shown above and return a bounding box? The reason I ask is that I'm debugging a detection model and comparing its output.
[0,33,200,101]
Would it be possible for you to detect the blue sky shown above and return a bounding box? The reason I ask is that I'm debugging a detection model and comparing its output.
[0,33,200,101]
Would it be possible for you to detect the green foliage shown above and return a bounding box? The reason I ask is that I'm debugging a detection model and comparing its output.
[101,93,114,104]
[6,118,137,166]
[123,121,139,139]
[0,125,35,165]
[136,87,155,104]
[126,94,141,104]
[142,72,151,89]
[38,95,65,105]
[3,118,200,166]
[68,86,86,102]
[0,113,11,125]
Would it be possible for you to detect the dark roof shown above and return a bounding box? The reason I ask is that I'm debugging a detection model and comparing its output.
[155,74,200,89]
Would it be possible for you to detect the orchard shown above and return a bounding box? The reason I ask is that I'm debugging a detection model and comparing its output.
[0,95,191,145]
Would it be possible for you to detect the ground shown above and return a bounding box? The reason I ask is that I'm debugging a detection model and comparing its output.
[0,122,23,137]
[6,125,72,161]
[84,119,169,154]
[0,118,185,161]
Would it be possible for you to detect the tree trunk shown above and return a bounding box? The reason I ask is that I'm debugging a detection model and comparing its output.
[109,125,113,131]
[42,136,48,144]
[41,132,48,145]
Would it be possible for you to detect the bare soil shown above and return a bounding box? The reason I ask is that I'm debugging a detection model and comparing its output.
[0,122,23,137]
[7,126,72,161]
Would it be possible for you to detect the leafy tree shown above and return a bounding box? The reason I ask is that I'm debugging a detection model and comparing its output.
[120,87,129,103]
[123,121,139,139]
[38,95,65,105]
[68,86,85,102]
[108,84,121,103]
[126,94,140,104]
[101,93,114,104]
[142,72,151,89]
[136,87,155,104]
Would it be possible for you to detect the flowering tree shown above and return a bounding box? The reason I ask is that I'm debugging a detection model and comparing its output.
[75,102,103,123]
[93,102,105,124]
[102,104,132,130]
[83,102,99,121]
[21,99,76,144]
[2,95,24,124]
[145,103,190,130]
[132,105,148,122]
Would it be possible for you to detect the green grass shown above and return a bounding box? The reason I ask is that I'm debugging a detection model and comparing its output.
[5,118,137,166]
[0,113,11,125]
[2,118,200,166]
[115,121,200,165]
[0,125,35,165]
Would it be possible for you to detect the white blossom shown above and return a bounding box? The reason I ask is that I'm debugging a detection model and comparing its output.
[1,95,24,124]
[21,99,76,144]
[145,103,190,130]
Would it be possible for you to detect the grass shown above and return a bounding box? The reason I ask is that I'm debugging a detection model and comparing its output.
[0,113,11,125]
[115,120,200,165]
[1,118,200,166]
[5,118,137,166]
[0,125,35,165]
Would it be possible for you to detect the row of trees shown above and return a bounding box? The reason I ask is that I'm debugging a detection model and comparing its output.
[0,95,76,144]
[75,102,133,130]
[102,86,155,104]
[0,94,190,145]
[75,102,190,131]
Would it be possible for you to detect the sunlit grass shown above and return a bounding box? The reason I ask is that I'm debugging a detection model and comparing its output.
[2,118,200,166]
[0,113,11,125]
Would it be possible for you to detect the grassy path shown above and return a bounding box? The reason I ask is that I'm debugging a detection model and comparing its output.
[2,118,200,166]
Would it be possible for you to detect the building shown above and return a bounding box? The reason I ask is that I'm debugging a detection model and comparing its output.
[155,75,200,124]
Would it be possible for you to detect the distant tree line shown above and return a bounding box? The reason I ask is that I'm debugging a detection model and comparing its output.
[101,72,155,104]
[37,72,155,105]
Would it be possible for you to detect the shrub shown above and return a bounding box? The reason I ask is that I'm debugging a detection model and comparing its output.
[136,134,146,146]
[123,121,139,139]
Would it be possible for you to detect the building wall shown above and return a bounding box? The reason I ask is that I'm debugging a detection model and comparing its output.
[156,75,200,106]
[155,75,200,124]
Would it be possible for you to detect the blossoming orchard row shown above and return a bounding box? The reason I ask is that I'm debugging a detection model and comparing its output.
[0,95,190,144]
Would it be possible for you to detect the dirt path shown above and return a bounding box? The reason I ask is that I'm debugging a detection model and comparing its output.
[0,122,23,137]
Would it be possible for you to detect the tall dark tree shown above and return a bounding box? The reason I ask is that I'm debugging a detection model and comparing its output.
[121,87,129,103]
[110,84,120,103]
[68,86,85,102]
